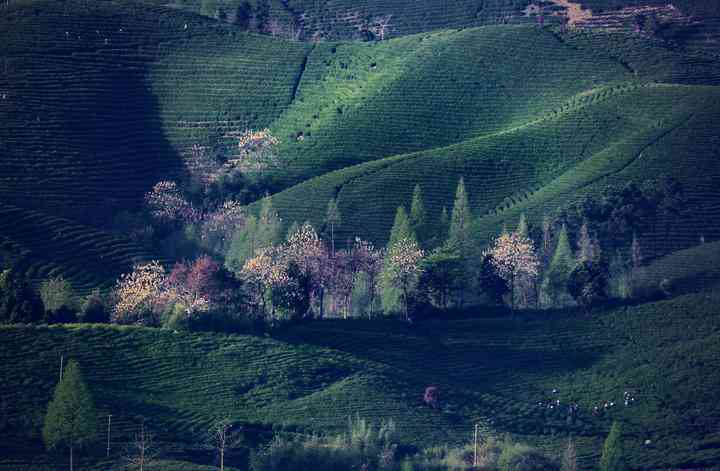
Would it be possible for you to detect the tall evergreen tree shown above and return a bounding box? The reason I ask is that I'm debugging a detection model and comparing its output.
[516,213,529,238]
[387,206,415,247]
[445,178,475,306]
[409,184,427,245]
[452,180,477,299]
[225,198,282,275]
[541,224,576,307]
[381,206,416,313]
[43,360,97,471]
[447,178,473,255]
[599,421,626,471]
[325,198,342,257]
[577,221,600,262]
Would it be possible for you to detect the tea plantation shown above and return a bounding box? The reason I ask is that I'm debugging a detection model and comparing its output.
[2,0,720,469]
[1,289,719,469]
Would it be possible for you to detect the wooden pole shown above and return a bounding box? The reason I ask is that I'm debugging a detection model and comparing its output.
[106,414,112,457]
[474,423,479,466]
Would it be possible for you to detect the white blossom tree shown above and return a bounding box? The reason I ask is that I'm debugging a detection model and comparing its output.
[486,231,540,314]
[386,238,424,322]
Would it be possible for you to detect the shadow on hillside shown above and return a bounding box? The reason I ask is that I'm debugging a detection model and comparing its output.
[275,317,606,391]
[3,55,182,227]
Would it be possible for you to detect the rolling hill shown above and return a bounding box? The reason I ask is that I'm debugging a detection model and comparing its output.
[3,0,720,290]
[1,290,720,469]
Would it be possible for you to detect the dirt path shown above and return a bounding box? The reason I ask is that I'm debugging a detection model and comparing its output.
[548,0,594,26]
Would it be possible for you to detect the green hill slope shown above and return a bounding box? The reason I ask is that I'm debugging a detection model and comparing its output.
[2,0,720,288]
[264,83,720,250]
[2,292,719,469]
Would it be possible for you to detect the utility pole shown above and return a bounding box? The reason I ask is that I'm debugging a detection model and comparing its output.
[106,414,113,457]
[59,355,64,381]
[473,423,480,467]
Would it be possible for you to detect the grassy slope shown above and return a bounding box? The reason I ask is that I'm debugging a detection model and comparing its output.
[1,291,719,469]
[0,0,306,288]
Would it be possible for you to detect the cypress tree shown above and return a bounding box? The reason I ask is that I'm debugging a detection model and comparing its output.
[409,184,427,245]
[387,206,415,247]
[599,421,626,471]
[382,206,416,313]
[541,224,576,307]
[577,221,600,262]
[43,360,97,471]
[325,198,341,256]
[446,178,475,307]
[447,178,473,255]
[516,213,529,238]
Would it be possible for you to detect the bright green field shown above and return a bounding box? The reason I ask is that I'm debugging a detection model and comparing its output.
[1,291,720,469]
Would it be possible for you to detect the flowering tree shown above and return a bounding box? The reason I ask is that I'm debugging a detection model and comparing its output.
[385,238,424,322]
[229,129,280,174]
[200,201,246,254]
[161,256,221,317]
[112,261,166,325]
[144,181,199,225]
[486,232,540,313]
[350,238,383,317]
[284,222,330,317]
[240,247,289,318]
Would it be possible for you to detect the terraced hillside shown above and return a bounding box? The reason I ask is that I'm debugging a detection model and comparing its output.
[2,0,720,291]
[2,291,720,469]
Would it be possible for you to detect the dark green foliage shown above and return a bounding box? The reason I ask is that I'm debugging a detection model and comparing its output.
[567,260,609,313]
[0,269,44,324]
[599,422,626,471]
[42,360,97,470]
[255,0,270,32]
[79,291,109,324]
[252,416,398,471]
[418,246,463,309]
[410,185,429,247]
[541,225,576,307]
[479,254,510,305]
[235,1,253,29]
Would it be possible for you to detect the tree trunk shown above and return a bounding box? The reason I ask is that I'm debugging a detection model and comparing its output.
[69,445,73,471]
[220,448,224,471]
[510,273,516,318]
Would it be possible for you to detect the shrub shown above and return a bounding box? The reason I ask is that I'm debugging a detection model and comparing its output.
[78,290,109,324]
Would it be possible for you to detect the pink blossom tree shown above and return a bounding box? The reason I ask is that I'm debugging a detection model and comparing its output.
[144,181,199,226]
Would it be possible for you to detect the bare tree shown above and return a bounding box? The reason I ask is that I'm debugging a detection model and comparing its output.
[206,418,243,471]
[126,419,157,471]
[370,14,393,41]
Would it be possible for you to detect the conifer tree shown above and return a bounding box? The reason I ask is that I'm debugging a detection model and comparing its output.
[577,221,600,262]
[388,206,415,247]
[382,206,416,313]
[409,184,427,245]
[516,213,529,238]
[258,197,282,248]
[447,178,473,255]
[541,224,576,307]
[325,198,342,256]
[446,179,475,306]
[43,360,97,471]
[599,421,626,471]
